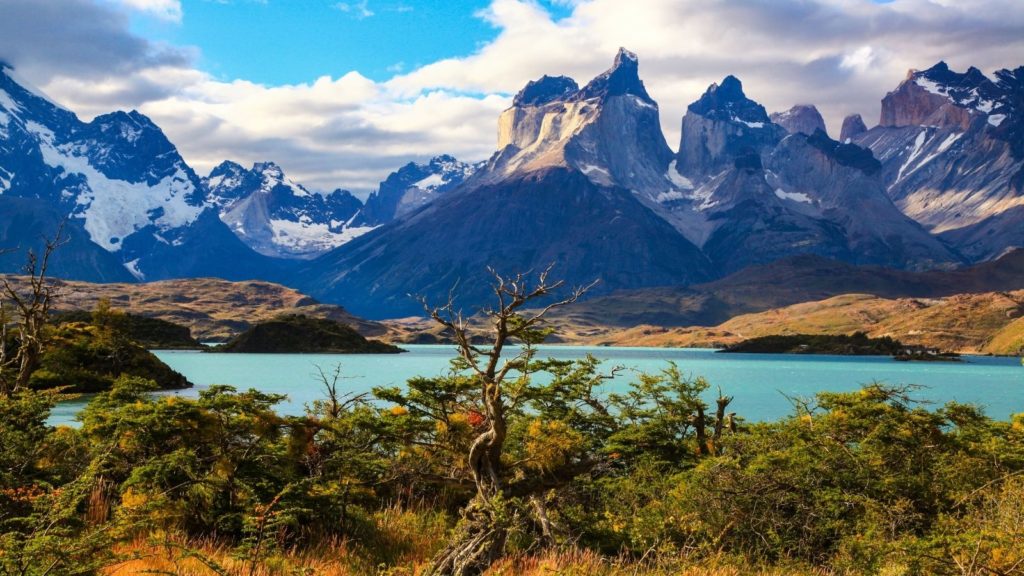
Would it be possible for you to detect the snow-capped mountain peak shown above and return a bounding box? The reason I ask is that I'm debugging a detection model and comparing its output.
[202,161,368,259]
[352,154,480,226]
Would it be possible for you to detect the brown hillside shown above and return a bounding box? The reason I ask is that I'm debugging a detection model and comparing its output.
[1,276,386,342]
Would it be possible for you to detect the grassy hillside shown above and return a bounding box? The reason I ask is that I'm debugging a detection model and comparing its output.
[1,276,386,342]
[546,249,1024,330]
[583,291,1024,354]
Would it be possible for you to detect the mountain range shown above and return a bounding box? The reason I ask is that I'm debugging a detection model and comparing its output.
[0,52,1021,319]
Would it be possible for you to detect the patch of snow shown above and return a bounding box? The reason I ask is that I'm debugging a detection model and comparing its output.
[123,258,145,281]
[896,129,928,183]
[689,180,720,211]
[26,119,204,252]
[774,189,812,204]
[936,132,961,154]
[915,77,944,96]
[269,219,378,252]
[0,168,11,193]
[579,163,614,186]
[257,164,309,198]
[656,190,686,202]
[0,89,22,114]
[988,114,1006,127]
[413,173,445,189]
[734,117,764,128]
[665,160,694,190]
[629,95,657,110]
[908,132,962,178]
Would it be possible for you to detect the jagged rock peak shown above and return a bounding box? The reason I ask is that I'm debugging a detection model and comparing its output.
[840,113,868,142]
[882,61,1004,129]
[513,75,579,106]
[210,160,247,176]
[687,75,770,125]
[771,104,827,136]
[805,129,881,174]
[253,161,285,178]
[717,75,745,100]
[575,47,654,103]
[915,61,989,88]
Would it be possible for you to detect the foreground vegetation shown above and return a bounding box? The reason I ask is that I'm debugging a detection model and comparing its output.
[3,366,1024,574]
[2,250,1023,574]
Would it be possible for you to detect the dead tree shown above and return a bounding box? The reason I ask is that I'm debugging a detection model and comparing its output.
[0,226,65,396]
[421,266,594,576]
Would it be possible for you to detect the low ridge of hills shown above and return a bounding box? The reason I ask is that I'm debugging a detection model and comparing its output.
[0,276,385,342]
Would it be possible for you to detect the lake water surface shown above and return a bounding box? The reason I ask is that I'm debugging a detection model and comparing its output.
[49,345,1024,425]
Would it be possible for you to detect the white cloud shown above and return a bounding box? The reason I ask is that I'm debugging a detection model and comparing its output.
[334,1,374,19]
[840,46,877,74]
[10,0,1024,196]
[115,0,183,21]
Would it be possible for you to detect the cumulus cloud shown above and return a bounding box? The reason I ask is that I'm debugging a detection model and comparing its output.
[0,0,191,80]
[3,0,1023,195]
[115,0,183,22]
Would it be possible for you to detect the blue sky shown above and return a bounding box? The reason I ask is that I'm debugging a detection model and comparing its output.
[131,0,573,85]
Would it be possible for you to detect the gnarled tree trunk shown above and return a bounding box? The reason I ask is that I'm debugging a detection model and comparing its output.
[421,267,592,575]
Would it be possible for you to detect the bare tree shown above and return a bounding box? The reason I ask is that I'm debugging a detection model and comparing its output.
[0,225,65,396]
[421,266,595,576]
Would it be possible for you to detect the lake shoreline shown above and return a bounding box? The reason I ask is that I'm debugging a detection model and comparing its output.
[47,345,1024,427]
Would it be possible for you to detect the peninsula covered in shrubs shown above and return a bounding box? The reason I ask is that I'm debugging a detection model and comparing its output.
[720,331,960,360]
[216,314,404,354]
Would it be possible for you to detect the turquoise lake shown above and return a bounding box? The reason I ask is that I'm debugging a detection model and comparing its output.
[49,345,1024,425]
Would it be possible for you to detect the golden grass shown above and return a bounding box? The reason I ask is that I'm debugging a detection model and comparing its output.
[103,542,834,576]
[554,290,1024,354]
[96,502,835,576]
[102,504,447,576]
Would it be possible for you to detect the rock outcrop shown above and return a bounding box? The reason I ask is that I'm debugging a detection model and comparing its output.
[840,114,867,142]
[851,62,1024,261]
[771,105,827,137]
[675,75,786,181]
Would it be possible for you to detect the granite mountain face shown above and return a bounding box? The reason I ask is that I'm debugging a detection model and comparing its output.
[298,49,713,317]
[847,62,1024,262]
[662,74,960,275]
[297,51,971,317]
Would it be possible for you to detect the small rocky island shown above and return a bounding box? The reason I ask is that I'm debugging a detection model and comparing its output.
[217,314,404,354]
[720,332,961,361]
